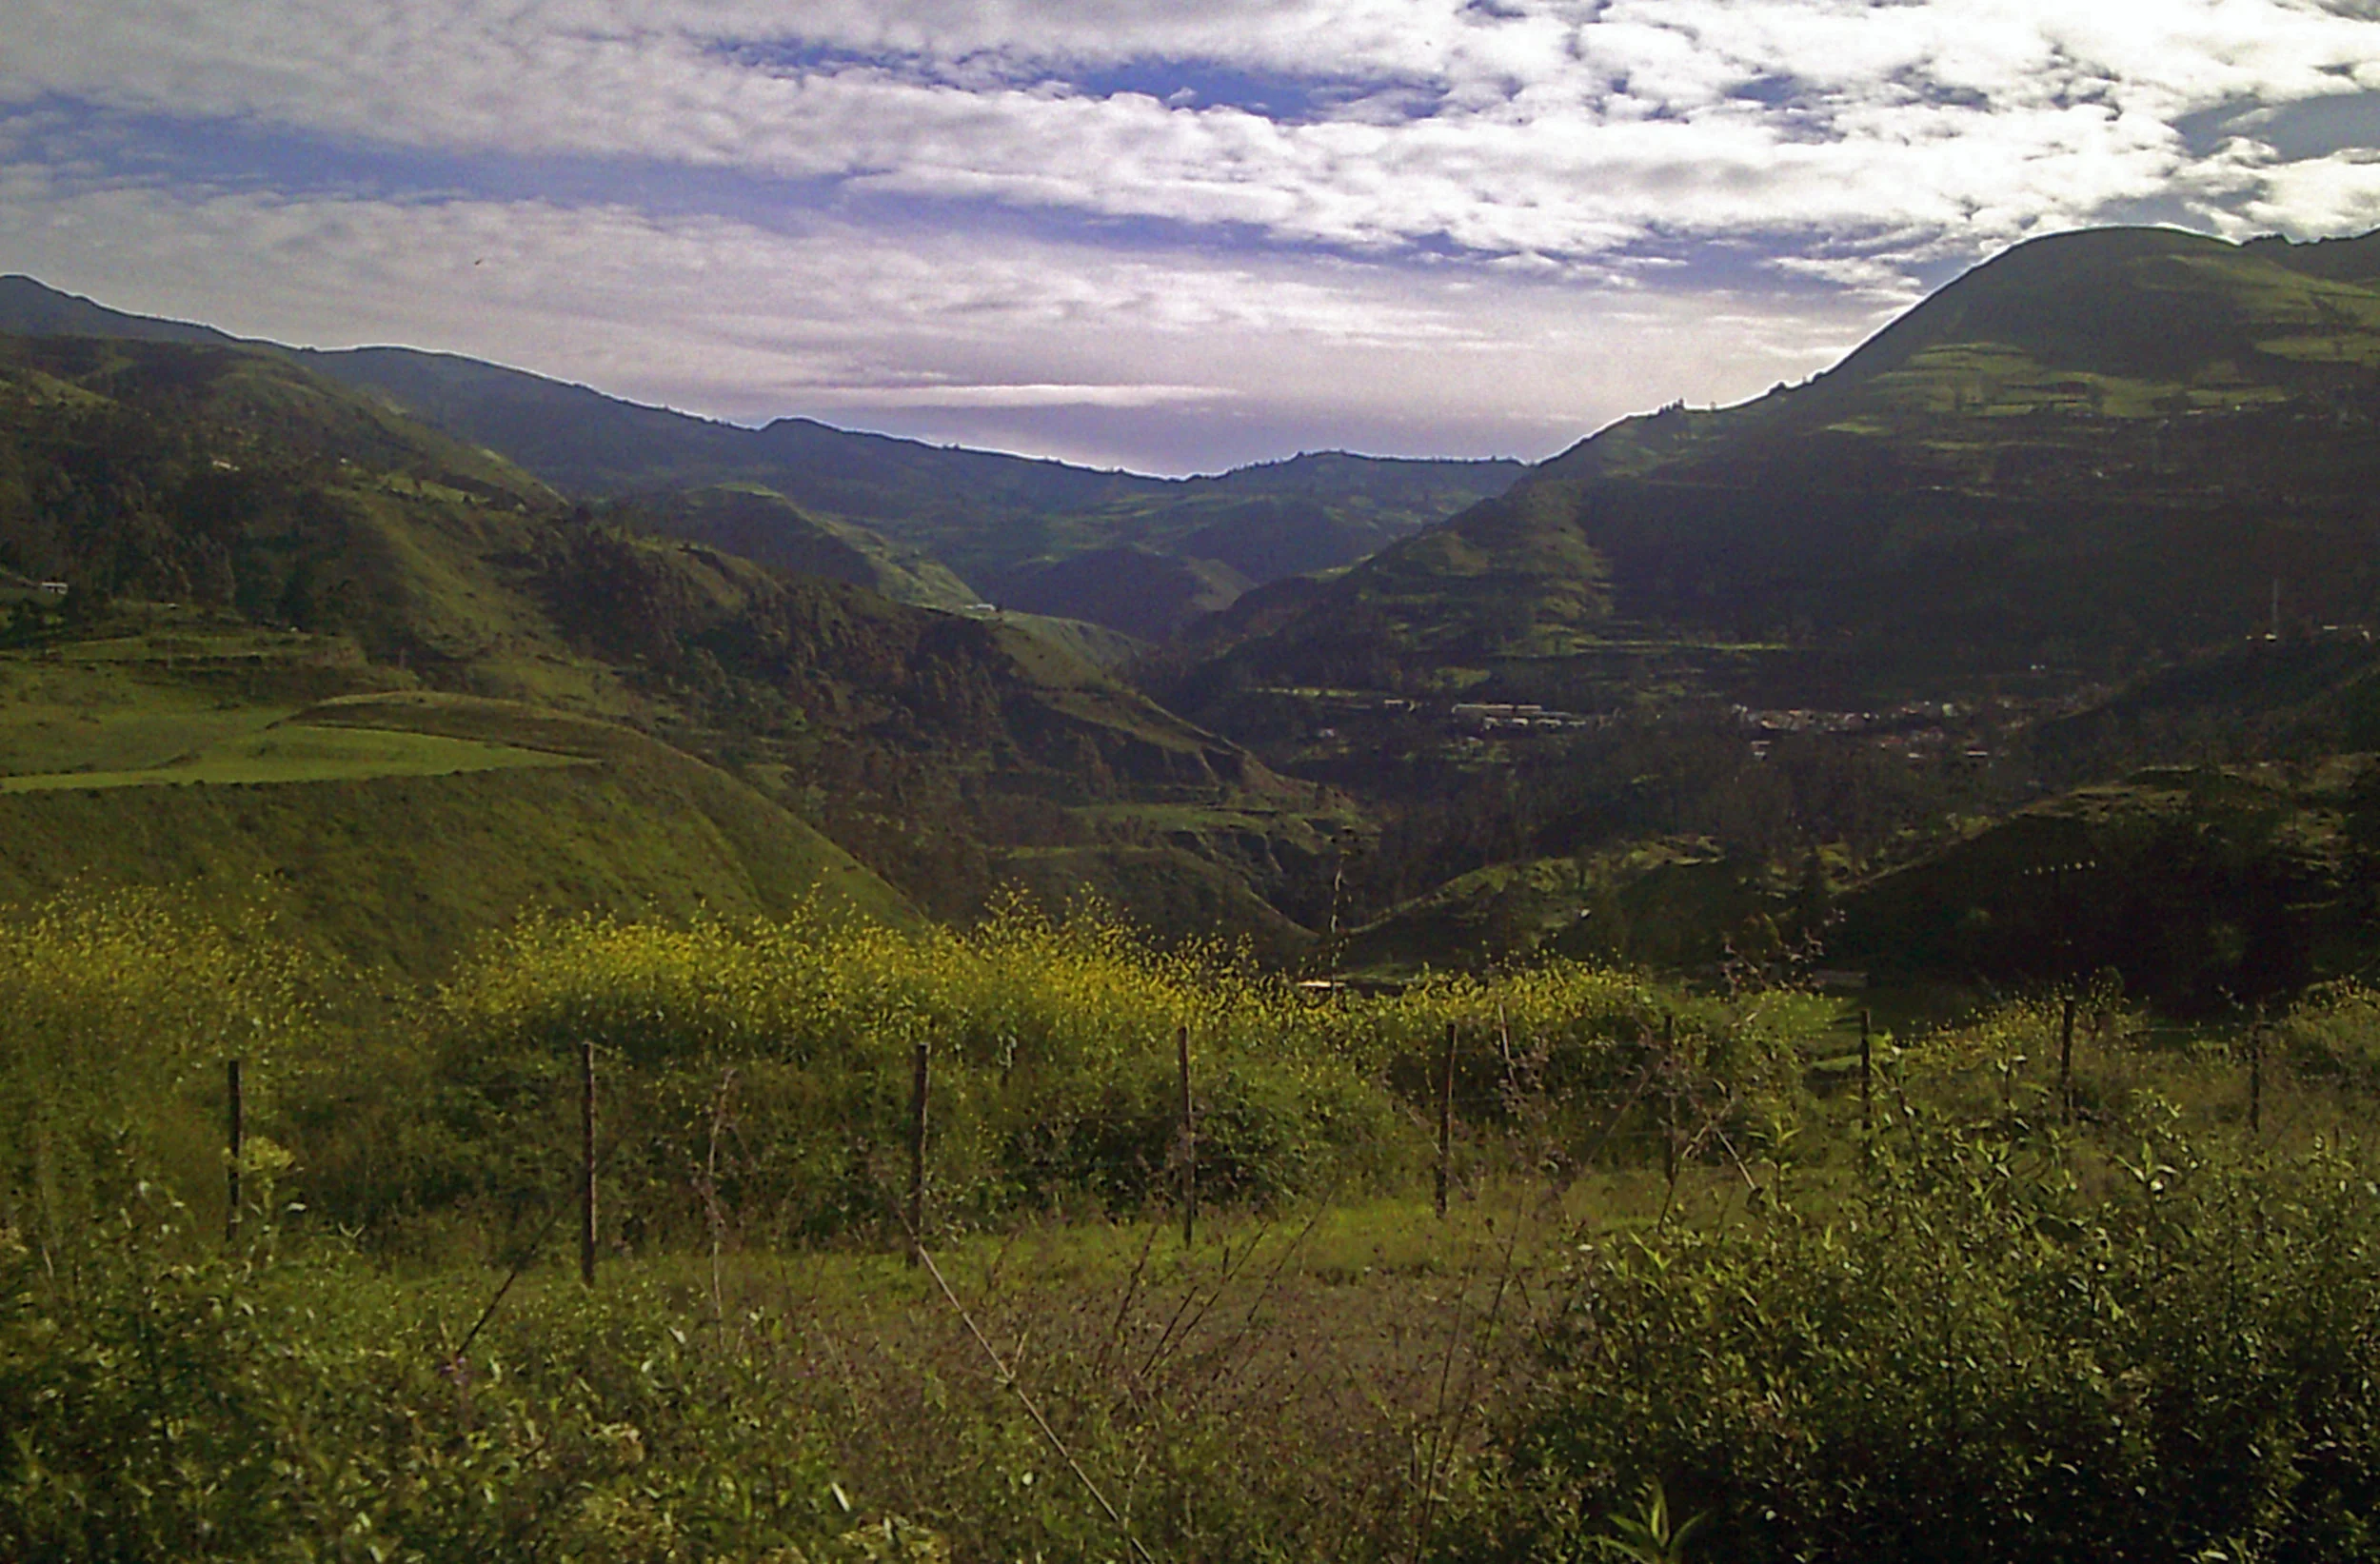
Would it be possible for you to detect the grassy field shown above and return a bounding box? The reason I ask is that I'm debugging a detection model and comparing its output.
[0,688,913,973]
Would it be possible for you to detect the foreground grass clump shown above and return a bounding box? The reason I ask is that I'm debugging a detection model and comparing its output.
[357,903,1808,1253]
[357,903,1412,1247]
[0,886,1803,1257]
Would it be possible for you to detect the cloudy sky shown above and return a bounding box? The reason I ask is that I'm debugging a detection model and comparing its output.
[5,1,2379,473]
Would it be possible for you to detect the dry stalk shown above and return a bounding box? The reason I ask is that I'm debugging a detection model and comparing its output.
[911,1240,1160,1564]
[1095,1218,1162,1383]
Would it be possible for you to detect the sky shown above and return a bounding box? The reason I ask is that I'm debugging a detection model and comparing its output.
[4,1,2379,475]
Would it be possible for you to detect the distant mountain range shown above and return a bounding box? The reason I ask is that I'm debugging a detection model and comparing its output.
[0,276,1523,635]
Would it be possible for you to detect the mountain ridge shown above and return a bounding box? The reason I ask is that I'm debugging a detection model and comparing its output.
[0,275,1525,633]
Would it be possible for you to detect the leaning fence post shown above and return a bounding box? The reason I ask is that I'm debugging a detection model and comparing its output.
[1177,1024,1197,1247]
[226,1058,244,1248]
[1436,1020,1455,1218]
[908,1039,930,1264]
[1660,1015,1682,1188]
[580,1039,598,1288]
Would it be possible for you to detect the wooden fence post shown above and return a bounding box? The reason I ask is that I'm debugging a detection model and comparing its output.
[226,1058,243,1248]
[2249,1025,2263,1137]
[1178,1025,1196,1247]
[1436,1020,1455,1218]
[1858,1009,1873,1139]
[908,1039,930,1264]
[2059,994,2076,1123]
[580,1039,598,1288]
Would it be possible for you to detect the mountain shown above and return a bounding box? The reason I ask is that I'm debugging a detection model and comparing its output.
[1180,226,2380,717]
[0,276,1522,633]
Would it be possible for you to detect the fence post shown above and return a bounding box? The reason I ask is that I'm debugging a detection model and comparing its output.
[1660,1014,1683,1188]
[1436,1020,1455,1218]
[1858,1009,1873,1139]
[908,1039,930,1264]
[226,1058,243,1248]
[2059,994,2076,1123]
[580,1039,598,1288]
[2249,1025,2263,1137]
[1178,1024,1197,1247]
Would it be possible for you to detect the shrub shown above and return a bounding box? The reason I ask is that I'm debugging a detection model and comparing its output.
[1464,1118,2380,1563]
[0,1192,856,1562]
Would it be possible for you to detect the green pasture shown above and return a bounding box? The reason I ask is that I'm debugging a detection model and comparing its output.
[0,722,579,792]
[0,661,578,790]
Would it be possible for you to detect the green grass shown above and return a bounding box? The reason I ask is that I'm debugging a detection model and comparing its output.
[0,692,914,974]
[0,691,297,776]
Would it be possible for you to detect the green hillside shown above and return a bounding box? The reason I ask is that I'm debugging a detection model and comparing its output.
[982,544,1250,639]
[1837,756,2380,1012]
[0,328,1338,960]
[1334,837,1780,979]
[0,674,912,974]
[614,483,977,609]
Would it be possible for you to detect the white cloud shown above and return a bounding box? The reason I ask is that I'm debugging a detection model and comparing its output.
[3,0,2376,277]
[2245,148,2380,233]
[808,383,1234,408]
[0,163,1890,470]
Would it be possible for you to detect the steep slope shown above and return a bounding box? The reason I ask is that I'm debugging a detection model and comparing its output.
[615,483,977,609]
[0,684,916,976]
[1186,226,2380,712]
